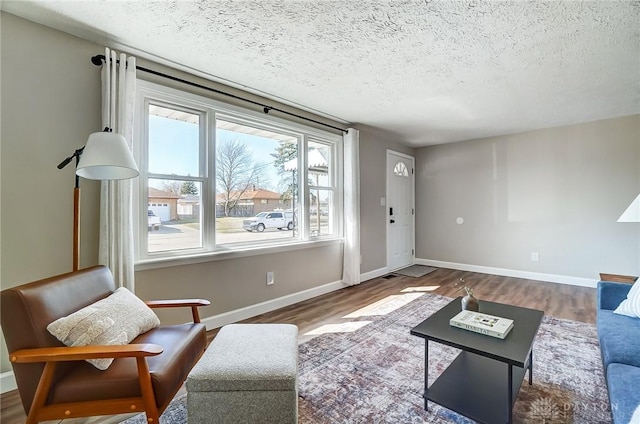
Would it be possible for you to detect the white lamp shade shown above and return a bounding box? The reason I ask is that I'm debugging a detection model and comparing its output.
[618,194,640,223]
[76,131,139,180]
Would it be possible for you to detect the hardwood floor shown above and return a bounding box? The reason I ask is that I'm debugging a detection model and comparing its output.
[0,268,597,424]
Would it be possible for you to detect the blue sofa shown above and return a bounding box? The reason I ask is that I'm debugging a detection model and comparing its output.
[597,281,640,424]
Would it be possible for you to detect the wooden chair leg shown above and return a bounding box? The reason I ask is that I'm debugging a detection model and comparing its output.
[26,362,56,424]
[136,357,160,423]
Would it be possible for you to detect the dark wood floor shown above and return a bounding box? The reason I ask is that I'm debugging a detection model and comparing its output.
[0,267,597,424]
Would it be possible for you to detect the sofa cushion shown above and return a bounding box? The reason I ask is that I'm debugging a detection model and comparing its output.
[597,309,640,369]
[598,281,633,312]
[614,280,640,318]
[47,287,161,370]
[607,363,640,424]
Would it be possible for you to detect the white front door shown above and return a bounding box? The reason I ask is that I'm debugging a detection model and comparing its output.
[387,150,415,271]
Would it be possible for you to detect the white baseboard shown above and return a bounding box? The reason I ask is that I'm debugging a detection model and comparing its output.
[1,371,17,394]
[201,279,347,330]
[360,266,390,282]
[414,258,598,288]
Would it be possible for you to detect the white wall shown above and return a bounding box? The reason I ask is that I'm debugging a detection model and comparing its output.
[415,115,640,283]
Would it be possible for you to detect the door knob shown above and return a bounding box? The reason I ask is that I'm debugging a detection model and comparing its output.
[390,219,395,223]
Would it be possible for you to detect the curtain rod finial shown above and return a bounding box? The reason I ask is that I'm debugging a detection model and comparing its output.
[91,55,105,66]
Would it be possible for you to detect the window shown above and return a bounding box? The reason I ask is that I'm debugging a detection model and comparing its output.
[215,117,301,244]
[393,162,409,177]
[308,140,334,236]
[134,81,343,262]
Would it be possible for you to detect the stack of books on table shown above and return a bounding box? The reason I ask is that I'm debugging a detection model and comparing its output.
[449,310,514,339]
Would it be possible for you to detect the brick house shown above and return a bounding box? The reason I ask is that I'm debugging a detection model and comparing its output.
[148,187,181,222]
[216,188,289,217]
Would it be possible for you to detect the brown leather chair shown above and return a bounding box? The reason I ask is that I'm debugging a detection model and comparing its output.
[1,265,210,424]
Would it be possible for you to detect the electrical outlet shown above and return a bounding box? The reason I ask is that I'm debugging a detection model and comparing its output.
[266,271,275,285]
[531,252,539,262]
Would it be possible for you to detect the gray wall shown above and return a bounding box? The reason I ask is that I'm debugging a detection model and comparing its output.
[358,126,415,274]
[1,11,106,376]
[415,115,640,280]
[134,244,343,324]
[0,13,345,376]
[1,11,103,285]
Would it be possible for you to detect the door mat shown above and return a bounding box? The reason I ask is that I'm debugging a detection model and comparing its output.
[394,265,437,278]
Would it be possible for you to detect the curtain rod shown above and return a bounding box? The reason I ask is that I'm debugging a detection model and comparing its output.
[91,54,348,134]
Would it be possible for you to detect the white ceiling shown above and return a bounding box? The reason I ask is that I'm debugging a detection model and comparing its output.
[3,1,639,146]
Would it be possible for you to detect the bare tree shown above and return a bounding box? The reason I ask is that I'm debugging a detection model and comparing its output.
[216,138,267,216]
[162,180,182,195]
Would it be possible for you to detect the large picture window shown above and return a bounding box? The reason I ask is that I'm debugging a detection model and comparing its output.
[134,81,342,263]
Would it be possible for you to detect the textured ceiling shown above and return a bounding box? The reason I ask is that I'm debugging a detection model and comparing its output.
[2,1,639,146]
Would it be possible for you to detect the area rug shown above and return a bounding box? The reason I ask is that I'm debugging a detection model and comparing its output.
[122,293,610,424]
[394,264,437,278]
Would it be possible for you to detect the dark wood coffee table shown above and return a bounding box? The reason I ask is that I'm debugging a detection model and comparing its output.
[410,297,543,424]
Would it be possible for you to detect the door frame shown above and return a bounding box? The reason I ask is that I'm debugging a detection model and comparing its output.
[386,149,415,272]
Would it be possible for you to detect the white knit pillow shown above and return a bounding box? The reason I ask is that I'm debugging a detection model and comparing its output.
[47,287,161,370]
[613,281,640,319]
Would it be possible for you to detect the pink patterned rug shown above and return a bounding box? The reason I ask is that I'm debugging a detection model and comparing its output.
[123,293,610,423]
[297,293,610,424]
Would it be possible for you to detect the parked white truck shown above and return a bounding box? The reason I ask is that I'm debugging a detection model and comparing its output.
[148,210,162,230]
[243,211,294,232]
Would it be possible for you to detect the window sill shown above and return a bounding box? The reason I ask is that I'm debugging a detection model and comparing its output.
[135,238,344,271]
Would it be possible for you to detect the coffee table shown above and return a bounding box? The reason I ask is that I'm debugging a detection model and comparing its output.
[410,297,543,424]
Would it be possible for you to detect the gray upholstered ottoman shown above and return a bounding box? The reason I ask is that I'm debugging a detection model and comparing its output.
[186,323,298,424]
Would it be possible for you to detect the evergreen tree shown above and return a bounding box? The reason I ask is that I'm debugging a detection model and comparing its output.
[181,181,199,195]
[271,142,298,204]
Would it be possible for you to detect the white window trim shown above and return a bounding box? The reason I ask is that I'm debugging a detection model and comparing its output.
[135,238,343,271]
[133,79,344,268]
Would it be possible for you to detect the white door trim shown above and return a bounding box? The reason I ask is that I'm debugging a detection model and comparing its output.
[386,149,415,271]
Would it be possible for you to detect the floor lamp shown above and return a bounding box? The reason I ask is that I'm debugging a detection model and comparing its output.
[57,127,139,271]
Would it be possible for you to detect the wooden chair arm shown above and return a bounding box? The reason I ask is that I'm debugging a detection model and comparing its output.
[10,343,163,363]
[145,299,210,308]
[145,299,210,323]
